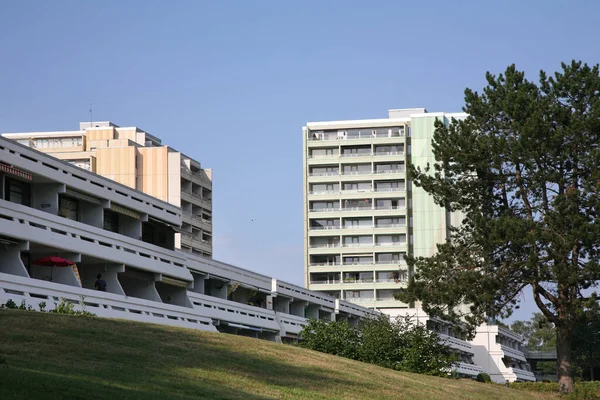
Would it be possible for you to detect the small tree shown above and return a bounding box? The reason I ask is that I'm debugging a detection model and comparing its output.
[395,317,457,377]
[398,61,600,392]
[358,315,405,369]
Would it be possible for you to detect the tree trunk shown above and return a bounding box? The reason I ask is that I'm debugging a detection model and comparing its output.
[557,326,574,392]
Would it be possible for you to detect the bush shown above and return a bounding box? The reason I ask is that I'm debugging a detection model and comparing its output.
[299,318,359,359]
[300,315,456,376]
[51,297,95,317]
[476,372,492,383]
[509,381,600,399]
[1,299,18,309]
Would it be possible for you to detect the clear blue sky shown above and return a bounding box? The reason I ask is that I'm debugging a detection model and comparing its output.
[1,1,598,322]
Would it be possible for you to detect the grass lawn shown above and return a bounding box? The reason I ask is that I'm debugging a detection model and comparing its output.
[0,310,557,400]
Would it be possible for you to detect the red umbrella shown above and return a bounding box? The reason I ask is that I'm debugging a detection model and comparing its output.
[32,256,75,281]
[32,256,75,267]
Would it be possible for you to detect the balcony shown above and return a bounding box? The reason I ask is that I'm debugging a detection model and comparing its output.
[507,367,536,382]
[439,333,473,353]
[374,242,406,247]
[180,190,212,209]
[188,292,280,333]
[180,168,212,188]
[500,344,528,362]
[455,362,484,377]
[342,242,374,248]
[306,151,405,164]
[0,273,216,332]
[308,172,340,177]
[308,131,405,141]
[0,199,190,281]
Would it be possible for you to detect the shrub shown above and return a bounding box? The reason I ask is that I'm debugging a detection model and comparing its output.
[476,372,491,383]
[509,381,600,399]
[1,299,18,309]
[52,297,95,317]
[300,315,456,376]
[299,318,359,359]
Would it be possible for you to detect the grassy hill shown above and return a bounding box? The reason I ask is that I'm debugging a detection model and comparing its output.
[0,310,556,400]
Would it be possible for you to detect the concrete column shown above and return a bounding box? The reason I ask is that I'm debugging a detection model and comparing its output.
[0,243,29,277]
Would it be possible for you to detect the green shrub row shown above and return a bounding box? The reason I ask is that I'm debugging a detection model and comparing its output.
[509,381,600,400]
[1,297,95,316]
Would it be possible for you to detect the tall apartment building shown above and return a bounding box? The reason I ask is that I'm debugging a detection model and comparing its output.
[303,108,465,315]
[3,122,213,257]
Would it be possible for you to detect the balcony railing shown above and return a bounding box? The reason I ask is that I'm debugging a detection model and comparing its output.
[342,243,374,248]
[373,187,405,192]
[309,190,341,195]
[374,169,406,174]
[310,279,388,285]
[309,260,406,267]
[0,199,190,280]
[374,278,407,283]
[374,242,406,247]
[308,172,340,177]
[308,132,405,141]
[309,244,341,249]
[307,151,405,159]
[345,297,376,303]
[309,206,406,213]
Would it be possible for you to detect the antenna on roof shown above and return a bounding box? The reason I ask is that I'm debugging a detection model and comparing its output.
[89,100,93,128]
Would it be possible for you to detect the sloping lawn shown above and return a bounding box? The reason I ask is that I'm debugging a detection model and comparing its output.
[0,310,557,399]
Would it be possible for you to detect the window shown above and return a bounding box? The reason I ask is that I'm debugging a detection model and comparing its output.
[66,159,91,171]
[59,196,78,221]
[35,137,83,149]
[103,210,119,233]
[5,177,30,206]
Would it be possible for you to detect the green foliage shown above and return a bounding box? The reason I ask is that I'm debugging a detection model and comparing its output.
[476,373,491,383]
[300,315,456,376]
[509,381,600,399]
[393,317,457,376]
[2,299,18,309]
[511,311,600,379]
[38,301,47,312]
[398,60,600,391]
[52,297,95,317]
[298,318,360,359]
[510,313,556,351]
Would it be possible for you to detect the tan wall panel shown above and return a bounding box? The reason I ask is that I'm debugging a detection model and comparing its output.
[86,128,115,144]
[167,151,181,207]
[115,127,137,142]
[138,147,169,202]
[95,147,137,188]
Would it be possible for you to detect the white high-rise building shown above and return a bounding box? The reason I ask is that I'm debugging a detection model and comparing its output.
[303,108,467,315]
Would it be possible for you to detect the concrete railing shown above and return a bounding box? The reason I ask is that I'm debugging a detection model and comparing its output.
[0,200,191,281]
[501,344,528,362]
[188,292,280,332]
[455,362,484,376]
[0,273,216,331]
[439,333,473,353]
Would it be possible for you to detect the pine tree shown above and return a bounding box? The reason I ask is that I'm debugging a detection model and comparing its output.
[398,61,600,392]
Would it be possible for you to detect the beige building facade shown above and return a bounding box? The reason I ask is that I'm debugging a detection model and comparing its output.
[3,121,213,257]
[303,108,466,314]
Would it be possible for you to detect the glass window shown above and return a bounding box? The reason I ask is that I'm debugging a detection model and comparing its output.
[59,196,78,221]
[5,177,30,206]
[103,210,119,233]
